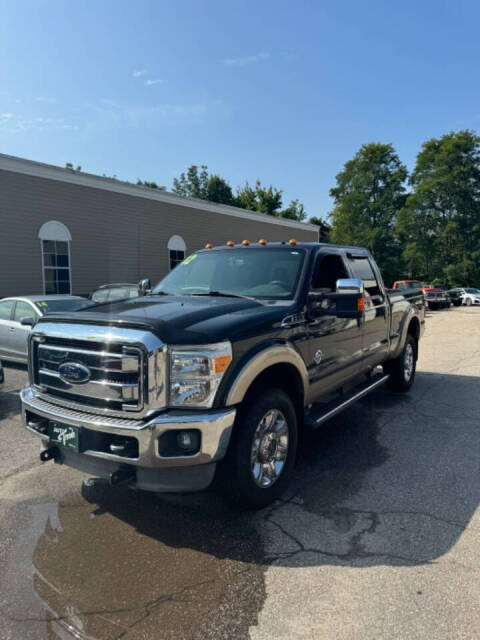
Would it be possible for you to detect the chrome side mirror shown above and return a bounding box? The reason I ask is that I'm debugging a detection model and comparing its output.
[138,279,151,295]
[336,278,364,295]
[20,316,35,326]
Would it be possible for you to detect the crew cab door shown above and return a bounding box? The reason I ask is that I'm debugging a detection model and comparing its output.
[306,250,364,398]
[346,253,390,370]
[0,299,16,359]
[10,300,39,361]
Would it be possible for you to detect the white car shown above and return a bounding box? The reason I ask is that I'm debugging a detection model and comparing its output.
[459,288,480,306]
[0,295,91,363]
[0,360,3,386]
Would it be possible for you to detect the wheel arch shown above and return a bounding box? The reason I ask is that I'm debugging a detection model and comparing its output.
[225,344,308,420]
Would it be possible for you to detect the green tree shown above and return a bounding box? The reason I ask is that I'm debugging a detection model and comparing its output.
[329,142,408,285]
[236,180,283,216]
[398,130,480,286]
[205,174,234,205]
[172,165,209,199]
[137,179,166,190]
[280,199,306,221]
[308,216,331,242]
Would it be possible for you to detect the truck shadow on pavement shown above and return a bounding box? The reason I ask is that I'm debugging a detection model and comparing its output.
[24,370,480,639]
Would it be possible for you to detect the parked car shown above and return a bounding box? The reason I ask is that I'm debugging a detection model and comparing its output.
[0,295,91,363]
[423,287,449,310]
[446,288,464,306]
[23,241,425,508]
[458,288,480,306]
[391,280,428,290]
[89,283,140,304]
[0,360,3,386]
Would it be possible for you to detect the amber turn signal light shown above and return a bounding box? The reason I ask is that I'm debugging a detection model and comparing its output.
[214,354,232,374]
[357,297,365,312]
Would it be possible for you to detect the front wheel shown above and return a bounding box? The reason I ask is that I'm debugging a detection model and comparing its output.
[217,387,298,509]
[383,335,417,392]
[466,297,472,306]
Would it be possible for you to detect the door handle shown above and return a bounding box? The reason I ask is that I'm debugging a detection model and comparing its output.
[9,327,15,332]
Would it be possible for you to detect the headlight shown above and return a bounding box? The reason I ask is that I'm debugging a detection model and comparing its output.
[169,342,232,408]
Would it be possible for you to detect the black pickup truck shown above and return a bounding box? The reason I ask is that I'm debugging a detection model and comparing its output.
[22,242,425,508]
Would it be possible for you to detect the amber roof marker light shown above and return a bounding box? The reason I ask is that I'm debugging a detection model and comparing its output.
[258,238,267,245]
[226,240,235,247]
[242,239,250,246]
[205,243,213,249]
[289,238,297,246]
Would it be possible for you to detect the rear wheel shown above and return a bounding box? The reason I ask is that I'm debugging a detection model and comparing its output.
[218,387,298,509]
[383,335,416,392]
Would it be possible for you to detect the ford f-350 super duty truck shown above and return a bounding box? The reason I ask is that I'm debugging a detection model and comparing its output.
[22,241,425,508]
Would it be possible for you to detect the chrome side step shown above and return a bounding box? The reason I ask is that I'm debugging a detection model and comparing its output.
[305,372,390,430]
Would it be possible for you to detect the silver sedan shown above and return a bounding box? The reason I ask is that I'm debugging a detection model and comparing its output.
[0,295,91,363]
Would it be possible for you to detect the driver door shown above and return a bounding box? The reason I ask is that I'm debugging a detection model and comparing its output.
[307,251,364,399]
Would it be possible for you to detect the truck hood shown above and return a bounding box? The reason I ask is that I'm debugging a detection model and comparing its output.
[37,295,296,344]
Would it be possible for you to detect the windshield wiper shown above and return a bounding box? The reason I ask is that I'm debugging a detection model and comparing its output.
[192,291,255,301]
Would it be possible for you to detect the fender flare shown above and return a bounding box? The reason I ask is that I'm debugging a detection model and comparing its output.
[225,343,309,406]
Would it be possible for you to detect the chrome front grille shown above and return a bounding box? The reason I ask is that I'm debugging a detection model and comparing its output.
[29,322,166,418]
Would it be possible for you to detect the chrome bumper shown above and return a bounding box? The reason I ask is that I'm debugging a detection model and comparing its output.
[21,386,236,472]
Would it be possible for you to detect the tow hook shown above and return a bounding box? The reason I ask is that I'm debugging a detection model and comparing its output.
[40,446,59,462]
[110,466,136,486]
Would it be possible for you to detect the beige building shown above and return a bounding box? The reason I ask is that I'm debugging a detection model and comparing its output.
[0,153,318,298]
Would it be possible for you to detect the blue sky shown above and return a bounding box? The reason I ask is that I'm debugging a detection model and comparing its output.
[1,0,479,219]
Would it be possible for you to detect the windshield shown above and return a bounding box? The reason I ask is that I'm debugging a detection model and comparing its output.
[153,248,306,300]
[465,288,480,294]
[36,298,91,313]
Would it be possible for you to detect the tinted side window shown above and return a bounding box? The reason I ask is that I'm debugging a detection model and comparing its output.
[311,254,349,292]
[0,300,15,321]
[349,257,383,303]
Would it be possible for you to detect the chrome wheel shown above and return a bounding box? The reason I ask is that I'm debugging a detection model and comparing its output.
[403,342,414,382]
[250,409,289,488]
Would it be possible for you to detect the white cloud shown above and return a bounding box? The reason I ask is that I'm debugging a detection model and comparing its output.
[133,69,147,77]
[145,79,162,86]
[222,52,270,67]
[0,112,78,133]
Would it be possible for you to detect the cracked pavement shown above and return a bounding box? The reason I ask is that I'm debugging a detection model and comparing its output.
[1,307,479,639]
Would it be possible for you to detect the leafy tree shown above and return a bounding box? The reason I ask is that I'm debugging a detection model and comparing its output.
[236,180,283,216]
[329,142,407,285]
[65,162,81,171]
[308,216,331,242]
[398,130,480,286]
[173,165,307,220]
[172,165,209,199]
[206,175,234,205]
[137,179,166,190]
[280,199,306,221]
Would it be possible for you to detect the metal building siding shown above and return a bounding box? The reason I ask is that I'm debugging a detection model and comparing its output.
[0,168,318,297]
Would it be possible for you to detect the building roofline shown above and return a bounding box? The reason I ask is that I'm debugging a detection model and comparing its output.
[0,153,319,232]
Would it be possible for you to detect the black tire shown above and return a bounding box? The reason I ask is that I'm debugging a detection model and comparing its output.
[383,334,416,393]
[217,387,298,509]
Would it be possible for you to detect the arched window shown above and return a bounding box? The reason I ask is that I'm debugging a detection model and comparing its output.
[168,235,186,270]
[38,221,72,294]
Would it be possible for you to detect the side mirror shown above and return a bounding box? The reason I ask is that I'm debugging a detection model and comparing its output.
[138,279,151,296]
[308,278,365,319]
[20,316,35,326]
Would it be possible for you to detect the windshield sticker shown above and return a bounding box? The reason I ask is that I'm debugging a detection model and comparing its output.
[37,302,48,307]
[182,254,197,266]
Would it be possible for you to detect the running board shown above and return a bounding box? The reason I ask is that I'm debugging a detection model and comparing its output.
[305,373,390,430]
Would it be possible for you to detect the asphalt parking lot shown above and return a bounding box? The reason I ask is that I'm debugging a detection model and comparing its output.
[0,306,479,639]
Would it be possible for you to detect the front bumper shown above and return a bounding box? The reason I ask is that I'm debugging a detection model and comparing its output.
[21,387,236,492]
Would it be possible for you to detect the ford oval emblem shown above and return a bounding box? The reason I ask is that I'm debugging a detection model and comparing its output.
[58,362,91,384]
